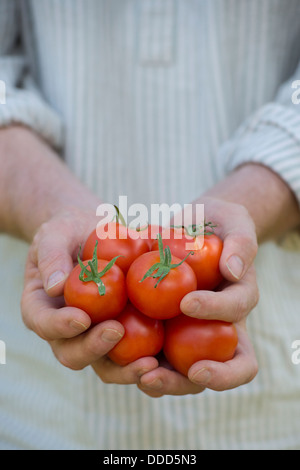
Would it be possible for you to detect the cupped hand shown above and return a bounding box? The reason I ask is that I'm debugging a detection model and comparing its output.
[138,197,259,397]
[20,208,159,384]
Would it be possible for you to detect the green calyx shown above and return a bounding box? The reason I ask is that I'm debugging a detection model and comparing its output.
[113,205,127,226]
[77,240,120,296]
[171,221,217,238]
[113,205,148,233]
[140,233,194,288]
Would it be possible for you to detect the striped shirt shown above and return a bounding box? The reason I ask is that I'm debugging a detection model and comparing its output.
[1,0,300,450]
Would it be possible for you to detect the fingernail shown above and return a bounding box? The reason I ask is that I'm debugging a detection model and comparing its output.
[226,255,244,280]
[143,378,163,390]
[70,320,89,333]
[191,368,211,385]
[137,368,153,378]
[101,329,123,343]
[184,298,201,314]
[47,270,66,290]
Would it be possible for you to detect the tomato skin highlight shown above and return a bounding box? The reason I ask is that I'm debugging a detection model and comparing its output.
[126,251,197,320]
[82,222,150,274]
[64,259,127,324]
[152,228,223,291]
[108,303,164,366]
[163,315,238,376]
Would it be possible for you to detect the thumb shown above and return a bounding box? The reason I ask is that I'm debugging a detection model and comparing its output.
[219,227,258,283]
[33,228,77,296]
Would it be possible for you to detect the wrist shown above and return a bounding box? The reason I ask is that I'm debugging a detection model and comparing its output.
[0,125,100,242]
[201,163,300,243]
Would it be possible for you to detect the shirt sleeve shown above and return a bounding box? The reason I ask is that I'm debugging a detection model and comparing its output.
[0,0,63,149]
[220,60,300,250]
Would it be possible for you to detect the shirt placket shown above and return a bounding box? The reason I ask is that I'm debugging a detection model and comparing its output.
[137,0,176,66]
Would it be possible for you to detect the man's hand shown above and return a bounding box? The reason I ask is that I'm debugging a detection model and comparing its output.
[138,161,300,397]
[138,197,259,397]
[0,127,159,386]
[20,208,159,385]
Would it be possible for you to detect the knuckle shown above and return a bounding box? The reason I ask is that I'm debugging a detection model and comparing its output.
[34,325,52,342]
[95,357,114,384]
[246,359,259,384]
[233,296,249,322]
[227,205,258,259]
[249,237,258,261]
[20,291,48,339]
[220,373,234,391]
[33,221,50,245]
[237,204,254,227]
[100,374,113,384]
[53,347,84,371]
[84,334,103,358]
[230,280,259,323]
[38,250,64,273]
[27,311,51,341]
[39,221,50,235]
[252,287,260,309]
[20,293,31,329]
[236,231,258,258]
[248,271,260,309]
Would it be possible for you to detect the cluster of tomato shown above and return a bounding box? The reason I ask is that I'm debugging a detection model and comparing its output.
[64,220,238,377]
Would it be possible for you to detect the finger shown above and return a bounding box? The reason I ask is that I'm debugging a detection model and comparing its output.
[180,265,259,323]
[30,217,88,297]
[188,324,258,391]
[50,320,125,370]
[138,367,206,397]
[30,211,99,297]
[21,265,92,340]
[93,356,159,385]
[217,207,258,282]
[32,226,78,296]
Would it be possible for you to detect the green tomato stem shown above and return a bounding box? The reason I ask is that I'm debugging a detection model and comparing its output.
[77,240,121,296]
[140,233,194,288]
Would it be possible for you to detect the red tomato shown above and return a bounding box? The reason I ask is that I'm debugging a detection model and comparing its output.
[126,247,197,320]
[152,226,223,291]
[64,255,127,324]
[82,222,149,273]
[163,314,238,376]
[108,303,164,366]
